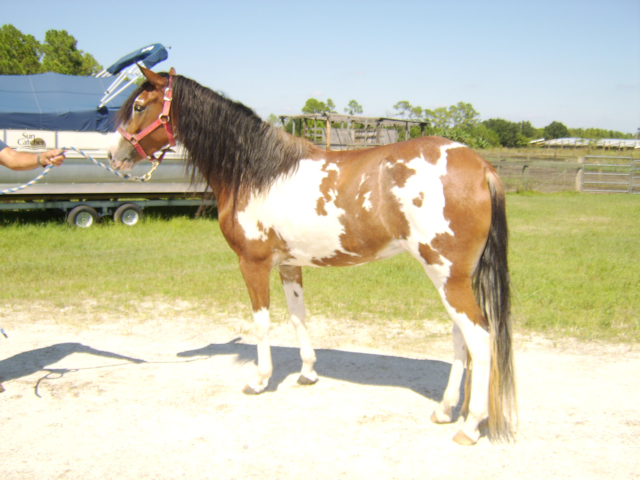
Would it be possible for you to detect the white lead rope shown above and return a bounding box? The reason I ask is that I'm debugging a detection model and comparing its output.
[0,147,160,195]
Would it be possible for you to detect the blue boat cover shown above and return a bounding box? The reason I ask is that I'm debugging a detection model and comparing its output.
[106,44,168,75]
[0,72,138,132]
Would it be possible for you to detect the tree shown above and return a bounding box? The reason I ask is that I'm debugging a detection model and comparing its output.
[302,98,335,114]
[543,121,570,140]
[409,105,423,119]
[0,24,41,75]
[344,100,363,115]
[448,102,480,129]
[568,127,631,139]
[423,107,450,129]
[39,29,101,75]
[520,121,540,139]
[482,118,528,148]
[393,101,413,119]
[0,25,101,76]
[424,102,480,130]
[265,114,283,128]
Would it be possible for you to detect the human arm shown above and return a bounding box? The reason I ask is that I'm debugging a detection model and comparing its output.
[0,147,66,171]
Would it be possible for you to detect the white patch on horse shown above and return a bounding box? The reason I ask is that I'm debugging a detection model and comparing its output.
[392,144,461,271]
[107,130,124,155]
[248,307,272,393]
[237,159,353,266]
[281,281,318,382]
[362,191,373,211]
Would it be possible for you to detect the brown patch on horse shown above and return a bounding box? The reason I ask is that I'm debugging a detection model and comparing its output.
[418,242,444,266]
[278,264,303,286]
[417,136,455,165]
[386,161,416,188]
[413,192,424,208]
[315,164,339,216]
[433,146,493,328]
[315,198,328,216]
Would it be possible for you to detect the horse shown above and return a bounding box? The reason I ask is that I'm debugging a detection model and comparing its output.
[107,66,516,445]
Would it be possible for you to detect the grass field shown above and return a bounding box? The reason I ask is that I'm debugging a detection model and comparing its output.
[1,193,638,342]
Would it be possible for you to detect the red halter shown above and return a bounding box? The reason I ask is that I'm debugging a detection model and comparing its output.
[117,75,176,163]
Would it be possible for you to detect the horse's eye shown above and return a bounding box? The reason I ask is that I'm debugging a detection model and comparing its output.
[134,104,145,113]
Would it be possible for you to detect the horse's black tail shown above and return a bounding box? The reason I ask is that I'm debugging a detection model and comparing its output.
[472,169,517,441]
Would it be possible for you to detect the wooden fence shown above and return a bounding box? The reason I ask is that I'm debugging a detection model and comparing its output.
[485,155,640,194]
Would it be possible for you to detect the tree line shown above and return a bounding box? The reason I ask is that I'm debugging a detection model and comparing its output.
[269,97,635,149]
[0,24,101,76]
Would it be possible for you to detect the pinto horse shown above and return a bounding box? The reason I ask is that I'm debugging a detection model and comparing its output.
[108,67,516,445]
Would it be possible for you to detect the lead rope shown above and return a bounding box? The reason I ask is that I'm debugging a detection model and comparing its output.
[63,146,161,183]
[63,147,160,183]
[0,165,53,195]
[0,146,161,195]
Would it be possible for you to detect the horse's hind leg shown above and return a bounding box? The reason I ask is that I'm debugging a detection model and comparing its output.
[431,323,467,424]
[278,265,318,385]
[438,277,491,446]
[418,254,490,444]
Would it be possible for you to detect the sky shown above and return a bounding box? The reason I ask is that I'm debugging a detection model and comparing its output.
[3,0,640,134]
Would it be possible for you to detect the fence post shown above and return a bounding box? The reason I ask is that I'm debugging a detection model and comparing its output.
[522,165,529,191]
[576,157,585,192]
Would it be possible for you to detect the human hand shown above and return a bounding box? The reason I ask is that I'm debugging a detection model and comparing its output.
[39,149,66,167]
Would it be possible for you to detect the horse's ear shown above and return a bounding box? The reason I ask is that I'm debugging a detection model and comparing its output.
[169,67,176,76]
[138,64,168,88]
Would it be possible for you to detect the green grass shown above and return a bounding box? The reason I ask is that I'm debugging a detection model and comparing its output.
[1,193,639,341]
[507,192,640,341]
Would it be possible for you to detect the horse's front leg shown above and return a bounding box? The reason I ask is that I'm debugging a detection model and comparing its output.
[278,265,318,385]
[238,258,273,395]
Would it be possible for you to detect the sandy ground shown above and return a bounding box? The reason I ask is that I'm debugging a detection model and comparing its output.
[1,303,639,480]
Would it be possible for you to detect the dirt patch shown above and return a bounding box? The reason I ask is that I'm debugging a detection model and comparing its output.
[1,303,639,479]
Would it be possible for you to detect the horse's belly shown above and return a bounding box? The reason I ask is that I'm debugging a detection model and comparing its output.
[278,235,405,267]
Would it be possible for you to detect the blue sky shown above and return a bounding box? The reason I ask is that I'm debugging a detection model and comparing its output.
[4,0,639,134]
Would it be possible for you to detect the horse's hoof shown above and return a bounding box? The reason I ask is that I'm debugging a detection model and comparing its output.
[297,374,318,386]
[430,410,452,424]
[0,383,4,393]
[453,429,478,446]
[242,384,263,395]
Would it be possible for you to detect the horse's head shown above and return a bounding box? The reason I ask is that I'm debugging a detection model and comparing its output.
[107,66,176,170]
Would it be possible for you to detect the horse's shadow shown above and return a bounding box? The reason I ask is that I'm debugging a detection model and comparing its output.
[0,343,145,395]
[178,337,457,404]
[1,338,458,408]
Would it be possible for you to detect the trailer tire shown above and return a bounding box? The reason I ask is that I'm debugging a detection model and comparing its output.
[114,203,143,226]
[67,205,99,228]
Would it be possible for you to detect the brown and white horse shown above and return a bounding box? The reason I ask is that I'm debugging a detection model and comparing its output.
[108,67,516,445]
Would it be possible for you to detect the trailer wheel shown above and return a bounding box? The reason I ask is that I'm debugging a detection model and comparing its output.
[67,205,99,228]
[114,203,143,226]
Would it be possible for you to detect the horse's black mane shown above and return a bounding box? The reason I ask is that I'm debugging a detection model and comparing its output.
[118,73,310,204]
